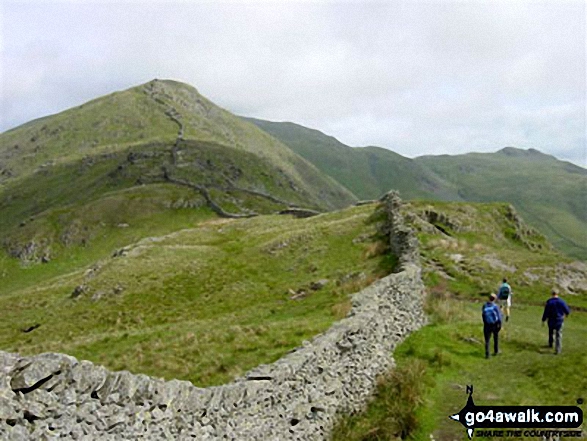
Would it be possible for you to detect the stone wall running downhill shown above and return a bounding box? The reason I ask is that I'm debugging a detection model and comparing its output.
[0,191,427,440]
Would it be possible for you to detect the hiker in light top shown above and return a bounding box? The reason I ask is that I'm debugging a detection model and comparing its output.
[497,278,513,322]
[542,289,570,355]
[482,293,502,359]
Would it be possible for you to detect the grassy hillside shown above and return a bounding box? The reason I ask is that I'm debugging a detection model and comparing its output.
[416,148,587,260]
[1,171,585,437]
[0,203,394,386]
[0,80,357,264]
[1,80,355,212]
[0,85,177,181]
[333,200,587,440]
[245,118,586,260]
[1,80,584,439]
[0,138,346,262]
[245,118,461,201]
[336,303,587,441]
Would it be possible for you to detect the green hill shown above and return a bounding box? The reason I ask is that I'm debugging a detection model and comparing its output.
[244,119,586,260]
[2,80,585,439]
[334,199,587,440]
[1,80,355,207]
[1,191,585,433]
[415,148,587,260]
[245,118,462,201]
[0,80,356,264]
[0,203,391,386]
[2,193,583,389]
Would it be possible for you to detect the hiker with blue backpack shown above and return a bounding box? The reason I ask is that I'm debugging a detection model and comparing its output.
[497,278,512,322]
[482,293,502,359]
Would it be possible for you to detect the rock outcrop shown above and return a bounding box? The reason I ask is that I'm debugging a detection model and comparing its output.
[0,191,427,440]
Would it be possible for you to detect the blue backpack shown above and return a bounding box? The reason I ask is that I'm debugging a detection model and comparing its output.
[482,303,499,325]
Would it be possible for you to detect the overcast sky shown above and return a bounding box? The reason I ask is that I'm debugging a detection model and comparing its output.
[1,1,585,166]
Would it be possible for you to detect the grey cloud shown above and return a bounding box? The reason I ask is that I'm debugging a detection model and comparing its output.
[1,1,585,166]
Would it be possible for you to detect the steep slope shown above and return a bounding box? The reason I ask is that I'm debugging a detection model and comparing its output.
[0,84,177,181]
[1,80,355,210]
[415,148,587,259]
[0,80,356,263]
[244,118,462,201]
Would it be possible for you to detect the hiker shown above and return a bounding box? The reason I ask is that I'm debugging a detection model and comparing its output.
[541,289,570,355]
[482,293,502,359]
[497,278,513,322]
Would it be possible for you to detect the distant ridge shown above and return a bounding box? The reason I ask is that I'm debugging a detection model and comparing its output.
[246,117,587,259]
[243,117,462,201]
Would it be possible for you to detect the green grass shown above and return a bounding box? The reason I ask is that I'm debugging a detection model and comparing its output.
[332,300,587,441]
[0,196,214,294]
[1,79,355,214]
[333,358,431,440]
[398,302,587,441]
[0,136,359,273]
[0,203,392,386]
[244,118,461,201]
[332,200,586,440]
[244,119,586,260]
[406,201,585,308]
[416,149,587,260]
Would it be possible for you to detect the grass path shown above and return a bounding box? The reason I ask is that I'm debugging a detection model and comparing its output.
[402,300,587,440]
[335,299,587,440]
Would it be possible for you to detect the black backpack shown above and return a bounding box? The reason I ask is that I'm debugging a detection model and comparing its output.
[498,284,511,300]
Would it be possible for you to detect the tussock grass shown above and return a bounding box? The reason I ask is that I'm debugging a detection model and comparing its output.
[424,280,469,325]
[332,359,430,441]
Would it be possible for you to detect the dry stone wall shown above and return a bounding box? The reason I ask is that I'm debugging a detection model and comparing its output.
[0,191,427,440]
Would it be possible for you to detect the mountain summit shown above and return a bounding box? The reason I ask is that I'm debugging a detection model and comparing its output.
[0,80,355,262]
[0,79,354,207]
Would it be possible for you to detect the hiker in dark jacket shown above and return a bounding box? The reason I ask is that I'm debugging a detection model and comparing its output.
[542,289,570,354]
[482,293,502,359]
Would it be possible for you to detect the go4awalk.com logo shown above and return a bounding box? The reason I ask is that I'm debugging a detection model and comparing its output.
[449,386,583,439]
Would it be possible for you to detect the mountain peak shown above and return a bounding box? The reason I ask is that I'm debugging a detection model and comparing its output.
[497,146,553,159]
[146,78,191,87]
[139,78,202,97]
